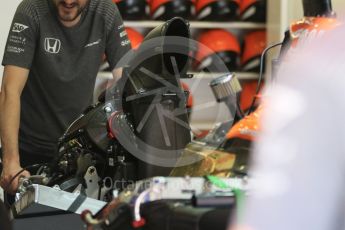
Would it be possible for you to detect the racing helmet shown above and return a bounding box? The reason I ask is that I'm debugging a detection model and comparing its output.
[240,0,267,22]
[195,29,240,72]
[239,80,262,112]
[113,0,147,20]
[241,30,266,72]
[195,0,240,21]
[148,0,193,20]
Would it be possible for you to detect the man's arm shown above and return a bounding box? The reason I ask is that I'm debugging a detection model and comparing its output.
[112,67,123,83]
[0,65,30,194]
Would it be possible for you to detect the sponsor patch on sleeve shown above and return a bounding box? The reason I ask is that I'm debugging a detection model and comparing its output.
[12,23,29,33]
[9,35,26,45]
[7,45,25,53]
[118,24,125,30]
[120,30,127,38]
[121,39,130,47]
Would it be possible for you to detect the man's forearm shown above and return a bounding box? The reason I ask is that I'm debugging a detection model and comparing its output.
[112,67,123,83]
[0,66,30,193]
[0,91,21,166]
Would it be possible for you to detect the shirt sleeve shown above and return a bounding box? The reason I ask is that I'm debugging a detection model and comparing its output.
[105,3,131,70]
[2,0,39,69]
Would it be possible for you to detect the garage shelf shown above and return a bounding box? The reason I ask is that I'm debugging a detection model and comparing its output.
[97,71,259,80]
[124,21,266,29]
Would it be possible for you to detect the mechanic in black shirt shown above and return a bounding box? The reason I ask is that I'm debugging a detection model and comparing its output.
[0,0,131,194]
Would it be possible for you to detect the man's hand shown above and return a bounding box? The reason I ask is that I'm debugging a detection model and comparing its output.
[0,162,30,194]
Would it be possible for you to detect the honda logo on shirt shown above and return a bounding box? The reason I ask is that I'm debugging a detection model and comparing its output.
[44,38,61,54]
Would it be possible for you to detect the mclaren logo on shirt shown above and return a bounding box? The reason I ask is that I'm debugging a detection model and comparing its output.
[44,38,61,54]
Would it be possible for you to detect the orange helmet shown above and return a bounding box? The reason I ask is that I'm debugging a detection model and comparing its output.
[149,0,193,20]
[240,0,266,22]
[195,29,240,71]
[239,81,263,112]
[113,0,147,20]
[241,30,266,72]
[195,0,240,21]
[125,28,144,50]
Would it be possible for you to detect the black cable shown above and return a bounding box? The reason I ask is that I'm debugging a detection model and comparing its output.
[236,98,245,118]
[247,42,283,115]
[6,168,26,190]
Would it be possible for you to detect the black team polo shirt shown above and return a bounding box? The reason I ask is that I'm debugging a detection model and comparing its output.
[2,0,131,156]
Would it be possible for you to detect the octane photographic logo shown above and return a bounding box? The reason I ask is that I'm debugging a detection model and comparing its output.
[105,36,236,168]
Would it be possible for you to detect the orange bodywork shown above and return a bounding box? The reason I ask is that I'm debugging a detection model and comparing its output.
[230,18,339,142]
[289,17,339,48]
[226,106,262,141]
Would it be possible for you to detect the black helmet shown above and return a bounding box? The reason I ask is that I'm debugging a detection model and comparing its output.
[195,0,240,21]
[149,0,193,20]
[240,0,267,22]
[113,0,147,20]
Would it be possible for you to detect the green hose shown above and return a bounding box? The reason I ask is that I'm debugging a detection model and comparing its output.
[205,175,245,223]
